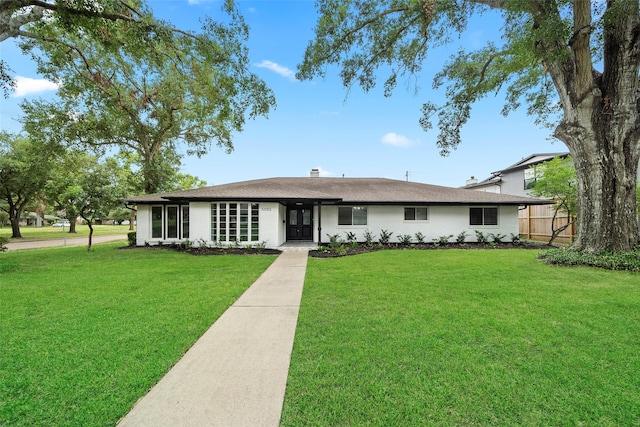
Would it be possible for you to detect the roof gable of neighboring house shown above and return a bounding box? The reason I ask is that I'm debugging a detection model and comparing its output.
[461,152,571,193]
[128,177,551,206]
[495,152,570,174]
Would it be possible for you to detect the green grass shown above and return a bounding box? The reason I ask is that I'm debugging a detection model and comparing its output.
[281,250,640,426]
[0,224,131,241]
[0,244,276,426]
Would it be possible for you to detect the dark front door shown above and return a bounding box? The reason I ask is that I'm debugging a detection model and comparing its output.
[287,206,313,240]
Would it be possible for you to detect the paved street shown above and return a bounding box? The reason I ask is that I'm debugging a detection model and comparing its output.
[4,234,128,251]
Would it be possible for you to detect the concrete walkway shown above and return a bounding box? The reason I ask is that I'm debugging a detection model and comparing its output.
[4,234,127,251]
[117,250,308,427]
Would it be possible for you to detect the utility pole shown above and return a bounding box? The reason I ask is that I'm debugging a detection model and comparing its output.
[405,171,410,182]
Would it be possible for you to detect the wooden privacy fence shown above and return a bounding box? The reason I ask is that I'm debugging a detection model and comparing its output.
[519,204,576,243]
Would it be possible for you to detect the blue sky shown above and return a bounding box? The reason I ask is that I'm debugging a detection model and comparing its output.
[0,0,566,188]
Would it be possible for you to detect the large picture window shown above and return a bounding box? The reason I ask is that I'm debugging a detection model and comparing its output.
[470,207,498,226]
[404,207,428,221]
[211,202,260,242]
[338,206,367,225]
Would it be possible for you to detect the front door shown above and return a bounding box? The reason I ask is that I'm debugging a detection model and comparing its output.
[287,206,313,240]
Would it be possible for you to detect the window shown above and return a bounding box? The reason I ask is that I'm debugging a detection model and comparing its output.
[251,203,259,241]
[338,206,367,225]
[240,203,249,241]
[151,206,163,238]
[229,203,237,241]
[167,206,178,238]
[220,203,227,241]
[182,206,190,239]
[151,205,189,239]
[404,207,428,221]
[211,202,260,242]
[524,166,542,190]
[470,207,498,226]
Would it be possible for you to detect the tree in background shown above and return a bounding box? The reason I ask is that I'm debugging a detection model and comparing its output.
[45,150,105,233]
[530,156,578,245]
[0,132,56,238]
[74,161,125,251]
[20,0,274,194]
[299,0,639,252]
[105,152,207,230]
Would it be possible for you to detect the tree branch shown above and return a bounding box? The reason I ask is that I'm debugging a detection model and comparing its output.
[470,0,509,10]
[24,0,140,24]
[571,1,594,105]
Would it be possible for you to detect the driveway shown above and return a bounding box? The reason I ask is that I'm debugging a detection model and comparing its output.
[4,234,128,251]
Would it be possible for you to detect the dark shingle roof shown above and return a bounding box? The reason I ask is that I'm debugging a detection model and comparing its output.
[127,177,551,205]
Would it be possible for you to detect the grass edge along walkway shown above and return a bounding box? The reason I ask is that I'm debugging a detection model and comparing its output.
[280,249,640,426]
[0,243,277,426]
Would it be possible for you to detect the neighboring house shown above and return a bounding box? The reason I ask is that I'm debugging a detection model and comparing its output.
[462,153,571,196]
[127,170,551,249]
[463,153,572,242]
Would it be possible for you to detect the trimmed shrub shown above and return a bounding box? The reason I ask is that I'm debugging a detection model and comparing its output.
[456,231,468,245]
[399,234,413,246]
[127,231,136,247]
[474,230,488,244]
[379,229,393,245]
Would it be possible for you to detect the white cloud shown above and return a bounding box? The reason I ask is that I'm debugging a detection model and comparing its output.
[12,76,60,97]
[381,132,414,147]
[254,60,296,81]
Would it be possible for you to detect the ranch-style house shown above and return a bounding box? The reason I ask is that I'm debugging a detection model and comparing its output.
[127,170,551,249]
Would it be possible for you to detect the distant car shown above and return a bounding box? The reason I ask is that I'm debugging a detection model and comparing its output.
[52,222,71,227]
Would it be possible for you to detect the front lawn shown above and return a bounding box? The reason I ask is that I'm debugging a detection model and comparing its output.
[0,224,131,241]
[281,250,640,426]
[0,244,276,426]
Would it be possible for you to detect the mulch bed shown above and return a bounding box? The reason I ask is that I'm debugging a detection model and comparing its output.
[309,241,554,258]
[121,241,553,258]
[119,245,282,256]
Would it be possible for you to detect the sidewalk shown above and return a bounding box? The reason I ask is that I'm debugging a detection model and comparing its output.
[4,234,127,251]
[117,250,308,427]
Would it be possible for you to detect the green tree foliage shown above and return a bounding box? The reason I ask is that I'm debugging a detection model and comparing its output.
[45,151,104,234]
[0,132,57,238]
[530,156,577,245]
[20,0,275,194]
[299,0,639,252]
[1,0,184,97]
[67,159,124,251]
[103,152,206,229]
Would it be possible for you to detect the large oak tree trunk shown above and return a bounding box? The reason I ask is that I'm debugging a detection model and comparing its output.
[561,126,639,252]
[546,0,639,252]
